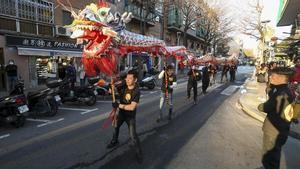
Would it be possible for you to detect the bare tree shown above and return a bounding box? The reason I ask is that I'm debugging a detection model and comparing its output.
[179,0,202,46]
[240,0,264,41]
[200,4,234,55]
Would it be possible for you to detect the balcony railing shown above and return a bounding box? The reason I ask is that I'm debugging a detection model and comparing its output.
[167,5,182,28]
[125,4,156,24]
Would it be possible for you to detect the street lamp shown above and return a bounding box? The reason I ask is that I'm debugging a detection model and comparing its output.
[175,32,181,75]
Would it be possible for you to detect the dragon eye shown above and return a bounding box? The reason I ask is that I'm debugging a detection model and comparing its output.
[101,11,107,16]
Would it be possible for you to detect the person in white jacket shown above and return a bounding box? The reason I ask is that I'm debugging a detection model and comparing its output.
[78,64,86,86]
[157,65,177,122]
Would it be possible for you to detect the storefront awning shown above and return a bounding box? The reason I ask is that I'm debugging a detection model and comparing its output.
[277,0,300,26]
[17,47,83,57]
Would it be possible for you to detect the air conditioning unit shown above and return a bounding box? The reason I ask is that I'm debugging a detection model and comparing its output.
[55,25,72,37]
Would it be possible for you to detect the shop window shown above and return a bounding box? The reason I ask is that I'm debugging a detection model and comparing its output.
[0,17,17,31]
[38,24,53,36]
[62,10,72,26]
[20,20,36,34]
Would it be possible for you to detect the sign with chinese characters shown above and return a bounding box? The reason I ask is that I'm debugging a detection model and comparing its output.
[6,36,83,51]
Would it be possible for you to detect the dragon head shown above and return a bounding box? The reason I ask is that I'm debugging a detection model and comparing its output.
[67,2,121,58]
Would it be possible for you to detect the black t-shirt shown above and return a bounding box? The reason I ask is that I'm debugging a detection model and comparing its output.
[5,64,18,77]
[188,69,201,83]
[230,65,237,72]
[202,66,210,80]
[161,73,177,93]
[117,83,140,117]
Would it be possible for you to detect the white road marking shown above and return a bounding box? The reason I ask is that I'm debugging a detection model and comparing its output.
[37,118,64,128]
[81,108,99,115]
[221,85,239,96]
[96,100,112,103]
[27,118,50,123]
[150,91,158,94]
[59,107,91,111]
[0,134,10,140]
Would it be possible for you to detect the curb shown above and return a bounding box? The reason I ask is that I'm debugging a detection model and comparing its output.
[237,98,265,123]
[238,98,300,141]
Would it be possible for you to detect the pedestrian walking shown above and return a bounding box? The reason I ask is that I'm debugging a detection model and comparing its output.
[202,65,210,94]
[157,65,177,122]
[5,59,18,92]
[187,66,201,104]
[258,67,294,169]
[107,70,143,163]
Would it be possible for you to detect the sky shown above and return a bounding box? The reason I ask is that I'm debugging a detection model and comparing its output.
[207,0,292,49]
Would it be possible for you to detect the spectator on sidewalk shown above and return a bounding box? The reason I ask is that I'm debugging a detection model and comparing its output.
[5,59,18,92]
[65,61,76,89]
[257,67,294,169]
[257,63,267,83]
[142,61,148,78]
[78,63,86,87]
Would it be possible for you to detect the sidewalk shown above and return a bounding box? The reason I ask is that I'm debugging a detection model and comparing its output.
[238,78,300,140]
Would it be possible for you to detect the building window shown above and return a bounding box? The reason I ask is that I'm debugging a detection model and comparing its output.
[0,0,54,24]
[18,0,36,21]
[20,20,36,34]
[38,24,52,36]
[62,10,72,26]
[0,17,16,31]
[0,0,16,16]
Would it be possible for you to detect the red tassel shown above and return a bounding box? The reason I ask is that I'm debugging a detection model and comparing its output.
[102,108,117,129]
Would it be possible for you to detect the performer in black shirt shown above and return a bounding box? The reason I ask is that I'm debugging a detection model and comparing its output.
[107,70,142,162]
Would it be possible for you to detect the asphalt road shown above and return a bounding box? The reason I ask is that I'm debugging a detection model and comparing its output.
[0,66,254,169]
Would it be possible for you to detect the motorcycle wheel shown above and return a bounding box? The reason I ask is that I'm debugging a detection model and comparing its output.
[46,99,58,117]
[11,115,26,128]
[86,93,96,106]
[147,82,155,90]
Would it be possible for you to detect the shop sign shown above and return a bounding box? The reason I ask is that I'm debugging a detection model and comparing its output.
[6,36,83,51]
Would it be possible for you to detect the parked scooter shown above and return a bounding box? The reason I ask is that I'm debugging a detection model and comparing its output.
[139,75,156,90]
[58,78,97,106]
[0,84,29,127]
[11,80,60,117]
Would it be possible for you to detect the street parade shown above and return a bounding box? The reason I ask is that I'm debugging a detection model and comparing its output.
[0,0,300,169]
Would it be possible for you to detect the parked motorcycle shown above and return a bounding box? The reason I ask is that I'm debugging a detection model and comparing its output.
[11,80,60,117]
[58,78,97,106]
[0,85,29,127]
[139,75,156,90]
